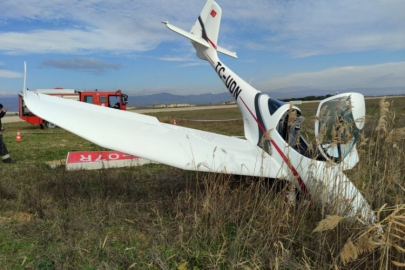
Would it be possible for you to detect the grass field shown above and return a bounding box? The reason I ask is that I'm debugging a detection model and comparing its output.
[0,97,404,269]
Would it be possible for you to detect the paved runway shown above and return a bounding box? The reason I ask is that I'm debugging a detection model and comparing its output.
[2,114,21,123]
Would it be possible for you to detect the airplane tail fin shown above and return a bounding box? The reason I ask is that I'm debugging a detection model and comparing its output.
[191,0,221,50]
[163,0,237,59]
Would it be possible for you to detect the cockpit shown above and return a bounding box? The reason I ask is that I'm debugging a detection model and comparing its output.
[272,93,364,163]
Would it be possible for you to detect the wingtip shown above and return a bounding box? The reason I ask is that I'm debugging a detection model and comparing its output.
[23,61,27,97]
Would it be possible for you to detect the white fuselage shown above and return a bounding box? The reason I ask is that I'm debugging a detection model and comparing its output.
[200,44,373,221]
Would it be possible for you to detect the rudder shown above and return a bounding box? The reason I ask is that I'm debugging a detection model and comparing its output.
[190,0,222,50]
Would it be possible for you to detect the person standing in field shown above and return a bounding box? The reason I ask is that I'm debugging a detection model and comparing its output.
[0,104,16,163]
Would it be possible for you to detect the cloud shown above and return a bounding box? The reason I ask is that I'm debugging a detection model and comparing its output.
[0,28,162,55]
[0,0,198,55]
[0,90,19,96]
[178,62,206,68]
[260,62,405,91]
[0,0,403,57]
[158,56,194,62]
[0,69,23,78]
[41,58,121,75]
[221,0,405,57]
[158,55,205,67]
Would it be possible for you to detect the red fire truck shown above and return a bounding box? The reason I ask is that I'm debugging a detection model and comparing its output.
[19,88,128,128]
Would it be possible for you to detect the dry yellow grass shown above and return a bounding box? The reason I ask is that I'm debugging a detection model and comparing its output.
[313,215,345,232]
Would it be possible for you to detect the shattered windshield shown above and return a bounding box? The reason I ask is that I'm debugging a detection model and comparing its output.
[317,96,360,162]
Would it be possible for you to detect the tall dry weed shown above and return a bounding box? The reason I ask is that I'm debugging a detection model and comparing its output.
[353,97,405,205]
[306,97,405,269]
[171,173,317,268]
[375,98,391,137]
[313,215,345,232]
[338,204,405,268]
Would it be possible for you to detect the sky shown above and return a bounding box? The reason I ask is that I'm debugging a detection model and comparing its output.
[0,0,404,97]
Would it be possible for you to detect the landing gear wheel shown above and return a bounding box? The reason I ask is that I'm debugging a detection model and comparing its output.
[44,121,57,129]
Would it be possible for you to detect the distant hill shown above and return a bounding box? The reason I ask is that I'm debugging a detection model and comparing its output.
[1,87,403,111]
[0,96,19,112]
[267,87,405,100]
[127,92,233,107]
[127,87,404,108]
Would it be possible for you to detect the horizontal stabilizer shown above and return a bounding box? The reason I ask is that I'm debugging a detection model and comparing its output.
[163,21,237,59]
[217,46,237,58]
[163,21,209,48]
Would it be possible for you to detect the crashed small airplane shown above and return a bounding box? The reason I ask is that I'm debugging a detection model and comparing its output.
[23,0,375,223]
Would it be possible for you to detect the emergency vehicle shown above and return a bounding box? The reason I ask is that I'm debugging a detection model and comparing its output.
[19,88,128,128]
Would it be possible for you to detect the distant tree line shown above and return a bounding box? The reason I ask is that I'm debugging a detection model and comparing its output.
[281,94,334,102]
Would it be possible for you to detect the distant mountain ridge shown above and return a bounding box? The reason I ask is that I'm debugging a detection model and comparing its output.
[126,87,404,108]
[267,87,405,100]
[1,87,403,111]
[0,96,19,112]
[127,92,233,107]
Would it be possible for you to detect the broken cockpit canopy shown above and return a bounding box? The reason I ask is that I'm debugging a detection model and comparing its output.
[315,93,365,162]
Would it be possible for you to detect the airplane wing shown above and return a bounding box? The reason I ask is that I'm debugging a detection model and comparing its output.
[23,90,287,178]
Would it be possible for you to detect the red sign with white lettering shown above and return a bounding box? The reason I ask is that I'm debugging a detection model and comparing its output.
[67,151,139,163]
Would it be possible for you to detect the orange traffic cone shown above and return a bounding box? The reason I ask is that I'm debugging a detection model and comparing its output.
[15,130,22,142]
[173,119,177,125]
